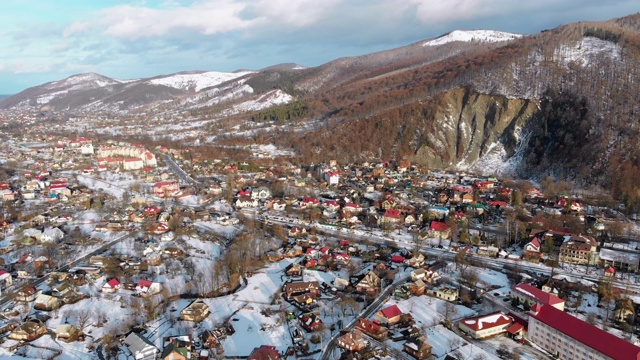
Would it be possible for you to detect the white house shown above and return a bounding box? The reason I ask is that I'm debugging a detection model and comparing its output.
[40,227,65,243]
[135,280,162,297]
[324,171,340,185]
[251,187,272,200]
[235,196,259,208]
[80,143,94,155]
[124,332,159,360]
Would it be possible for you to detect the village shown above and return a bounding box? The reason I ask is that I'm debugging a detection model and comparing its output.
[0,122,639,360]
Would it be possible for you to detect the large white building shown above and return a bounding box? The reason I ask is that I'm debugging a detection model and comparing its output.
[528,304,640,360]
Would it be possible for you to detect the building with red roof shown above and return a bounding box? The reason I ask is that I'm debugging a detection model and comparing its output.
[427,220,451,239]
[375,304,403,325]
[528,304,640,360]
[511,283,565,311]
[458,312,514,339]
[248,345,280,360]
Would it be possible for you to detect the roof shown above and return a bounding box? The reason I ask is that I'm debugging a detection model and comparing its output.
[512,283,564,306]
[429,221,450,232]
[531,304,640,360]
[460,312,513,331]
[124,332,158,355]
[383,209,402,218]
[379,304,403,319]
[248,345,280,360]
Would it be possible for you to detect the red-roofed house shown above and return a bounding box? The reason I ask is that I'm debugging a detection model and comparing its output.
[375,304,403,325]
[458,312,514,339]
[102,278,121,293]
[248,345,281,360]
[528,304,640,360]
[324,171,340,186]
[136,280,162,297]
[427,221,451,239]
[378,209,403,225]
[511,283,565,311]
[300,197,320,208]
[355,318,388,340]
[524,237,543,262]
[337,329,368,352]
[154,181,179,198]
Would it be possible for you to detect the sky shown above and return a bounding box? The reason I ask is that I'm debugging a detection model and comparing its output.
[0,0,638,94]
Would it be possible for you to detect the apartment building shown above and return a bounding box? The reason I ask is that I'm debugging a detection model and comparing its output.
[528,304,640,360]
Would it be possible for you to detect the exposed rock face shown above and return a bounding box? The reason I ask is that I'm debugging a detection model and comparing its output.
[413,88,540,173]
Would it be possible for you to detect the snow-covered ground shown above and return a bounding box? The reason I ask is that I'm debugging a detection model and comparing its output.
[554,36,622,67]
[148,71,254,92]
[424,30,522,47]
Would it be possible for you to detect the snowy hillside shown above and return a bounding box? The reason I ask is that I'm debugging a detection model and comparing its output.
[424,30,523,47]
[148,71,254,92]
[554,36,622,67]
[218,89,294,116]
[43,73,121,91]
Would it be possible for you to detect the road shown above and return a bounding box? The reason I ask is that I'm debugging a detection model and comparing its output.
[0,232,131,308]
[163,154,201,187]
[318,277,409,360]
[259,214,640,294]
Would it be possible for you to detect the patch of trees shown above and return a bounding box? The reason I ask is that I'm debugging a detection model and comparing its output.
[249,99,309,122]
[584,27,621,43]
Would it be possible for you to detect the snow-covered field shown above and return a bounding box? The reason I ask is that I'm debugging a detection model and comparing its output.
[424,30,522,47]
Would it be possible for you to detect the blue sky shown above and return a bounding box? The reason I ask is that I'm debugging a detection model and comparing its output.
[0,0,638,94]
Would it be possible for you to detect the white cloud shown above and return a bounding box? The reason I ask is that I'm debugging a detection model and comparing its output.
[63,0,343,40]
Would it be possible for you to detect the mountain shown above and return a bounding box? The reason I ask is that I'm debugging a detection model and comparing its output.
[4,13,640,208]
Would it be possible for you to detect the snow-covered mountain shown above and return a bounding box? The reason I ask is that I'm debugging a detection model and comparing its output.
[147,71,254,92]
[424,30,523,47]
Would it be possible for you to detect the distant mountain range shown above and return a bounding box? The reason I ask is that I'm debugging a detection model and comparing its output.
[4,14,640,207]
[0,95,10,100]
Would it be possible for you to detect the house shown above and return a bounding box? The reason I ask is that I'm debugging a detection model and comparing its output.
[55,324,83,342]
[300,197,320,208]
[180,299,210,322]
[408,279,426,295]
[528,304,640,360]
[288,226,307,238]
[477,245,499,257]
[355,271,381,293]
[458,312,514,339]
[154,181,179,198]
[41,227,64,243]
[324,171,340,185]
[375,304,403,325]
[523,237,543,262]
[123,157,144,170]
[356,318,388,340]
[283,281,320,300]
[248,345,281,360]
[343,203,362,214]
[298,312,323,332]
[599,248,639,272]
[102,278,121,293]
[16,286,40,302]
[427,221,451,239]
[0,270,13,291]
[250,187,272,200]
[34,293,61,311]
[235,196,259,208]
[511,283,565,311]
[161,340,191,360]
[136,279,162,297]
[124,332,159,360]
[604,266,616,277]
[8,319,47,341]
[337,329,368,351]
[436,287,459,301]
[404,336,432,360]
[378,209,403,225]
